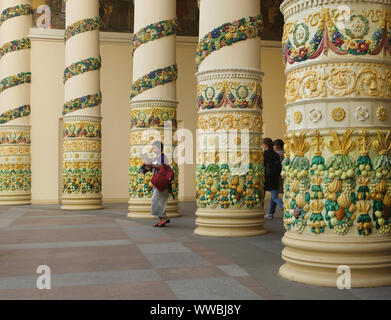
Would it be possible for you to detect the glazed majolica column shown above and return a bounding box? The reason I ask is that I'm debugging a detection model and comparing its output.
[280,0,391,286]
[128,0,179,218]
[0,1,32,205]
[61,0,102,210]
[195,0,265,237]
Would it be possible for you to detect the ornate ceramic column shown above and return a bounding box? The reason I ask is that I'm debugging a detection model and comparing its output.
[128,0,180,218]
[194,0,265,237]
[0,1,32,205]
[280,0,391,286]
[61,0,102,210]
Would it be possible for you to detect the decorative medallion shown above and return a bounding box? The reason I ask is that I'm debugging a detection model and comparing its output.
[345,15,369,39]
[293,23,309,47]
[332,107,346,122]
[355,106,369,121]
[293,111,303,124]
[309,109,322,123]
[377,106,388,121]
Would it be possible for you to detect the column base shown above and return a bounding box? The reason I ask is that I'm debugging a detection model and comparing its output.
[279,231,391,288]
[61,193,103,210]
[194,207,266,237]
[127,198,181,218]
[0,192,31,206]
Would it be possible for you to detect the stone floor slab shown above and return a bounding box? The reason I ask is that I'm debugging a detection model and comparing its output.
[137,243,191,255]
[106,281,177,300]
[217,265,251,277]
[166,277,262,300]
[144,252,212,269]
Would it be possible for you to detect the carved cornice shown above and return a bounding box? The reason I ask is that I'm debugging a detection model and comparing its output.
[196,67,264,82]
[281,0,391,20]
[129,98,178,108]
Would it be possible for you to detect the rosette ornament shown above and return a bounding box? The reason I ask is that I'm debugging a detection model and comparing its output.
[0,1,33,205]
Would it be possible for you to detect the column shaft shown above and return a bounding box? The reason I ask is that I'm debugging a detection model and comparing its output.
[0,0,32,205]
[195,0,265,237]
[128,0,179,218]
[280,0,391,287]
[61,0,102,210]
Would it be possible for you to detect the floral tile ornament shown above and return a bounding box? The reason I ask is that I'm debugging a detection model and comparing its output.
[0,4,32,27]
[0,165,31,192]
[309,108,322,123]
[63,92,102,115]
[64,56,102,83]
[282,9,388,65]
[196,15,263,70]
[332,107,346,122]
[377,106,388,121]
[0,72,31,94]
[129,64,178,100]
[355,106,369,121]
[64,17,100,41]
[0,105,30,124]
[131,18,178,56]
[0,38,30,60]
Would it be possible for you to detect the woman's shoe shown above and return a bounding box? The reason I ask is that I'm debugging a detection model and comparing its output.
[158,218,170,227]
[153,221,161,227]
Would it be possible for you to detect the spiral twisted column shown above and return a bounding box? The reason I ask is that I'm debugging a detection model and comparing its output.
[61,0,102,210]
[194,0,265,237]
[280,0,391,286]
[128,0,179,218]
[0,1,32,205]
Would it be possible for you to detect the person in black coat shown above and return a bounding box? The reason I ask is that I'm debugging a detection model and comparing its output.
[263,138,284,220]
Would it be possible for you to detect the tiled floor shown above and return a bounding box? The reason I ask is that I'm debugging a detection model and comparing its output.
[0,202,390,300]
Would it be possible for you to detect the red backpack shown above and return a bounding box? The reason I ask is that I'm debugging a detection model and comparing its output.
[151,155,174,191]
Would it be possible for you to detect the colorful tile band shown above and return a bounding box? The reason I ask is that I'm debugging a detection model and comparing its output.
[63,92,102,115]
[64,17,100,41]
[0,4,32,27]
[0,72,31,94]
[63,56,101,83]
[0,38,31,60]
[0,105,30,124]
[131,18,178,55]
[196,15,263,70]
[129,64,178,100]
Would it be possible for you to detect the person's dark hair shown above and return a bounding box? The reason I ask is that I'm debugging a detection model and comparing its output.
[273,139,284,150]
[152,140,163,151]
[263,138,273,150]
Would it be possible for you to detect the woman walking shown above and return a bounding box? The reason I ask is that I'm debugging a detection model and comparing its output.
[142,141,171,227]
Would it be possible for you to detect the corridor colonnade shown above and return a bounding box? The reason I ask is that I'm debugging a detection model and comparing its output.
[279,0,391,287]
[0,0,390,289]
[0,0,32,205]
